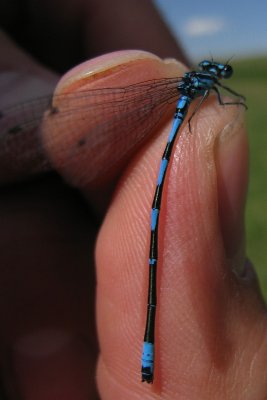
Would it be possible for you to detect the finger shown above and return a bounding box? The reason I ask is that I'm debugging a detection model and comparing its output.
[0,29,58,143]
[96,95,267,397]
[0,29,57,184]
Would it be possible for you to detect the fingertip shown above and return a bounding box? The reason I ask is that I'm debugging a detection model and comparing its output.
[54,50,185,93]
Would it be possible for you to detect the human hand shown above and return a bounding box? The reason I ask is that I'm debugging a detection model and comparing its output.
[0,1,266,398]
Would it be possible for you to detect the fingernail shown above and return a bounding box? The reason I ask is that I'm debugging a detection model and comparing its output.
[54,50,183,94]
[13,329,92,399]
[216,108,248,274]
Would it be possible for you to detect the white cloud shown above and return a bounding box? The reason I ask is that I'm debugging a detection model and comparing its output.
[184,17,225,37]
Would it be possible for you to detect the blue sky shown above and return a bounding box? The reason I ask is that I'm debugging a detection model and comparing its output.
[154,0,267,61]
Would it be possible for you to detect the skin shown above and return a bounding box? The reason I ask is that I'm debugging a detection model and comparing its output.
[0,1,267,399]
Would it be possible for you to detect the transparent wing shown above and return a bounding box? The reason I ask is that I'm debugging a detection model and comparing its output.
[0,77,181,183]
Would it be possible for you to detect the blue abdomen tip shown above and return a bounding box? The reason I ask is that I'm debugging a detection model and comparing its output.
[142,341,154,357]
[141,341,154,382]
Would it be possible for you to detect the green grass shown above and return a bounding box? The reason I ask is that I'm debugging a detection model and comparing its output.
[231,56,267,298]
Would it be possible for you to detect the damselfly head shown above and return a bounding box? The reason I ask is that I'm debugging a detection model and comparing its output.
[198,60,233,79]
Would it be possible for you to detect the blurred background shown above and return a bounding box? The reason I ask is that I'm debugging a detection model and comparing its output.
[154,0,267,298]
[154,0,267,61]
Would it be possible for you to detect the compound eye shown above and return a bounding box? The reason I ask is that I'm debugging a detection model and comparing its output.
[222,65,233,79]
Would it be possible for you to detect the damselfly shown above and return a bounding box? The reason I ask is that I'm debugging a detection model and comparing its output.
[0,59,246,384]
[141,60,246,383]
